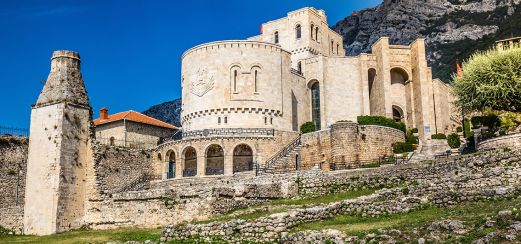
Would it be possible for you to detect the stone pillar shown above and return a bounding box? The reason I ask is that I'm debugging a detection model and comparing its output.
[224,153,233,176]
[24,50,91,235]
[175,155,183,178]
[197,155,205,177]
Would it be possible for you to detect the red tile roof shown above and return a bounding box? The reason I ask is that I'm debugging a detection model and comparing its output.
[93,110,177,129]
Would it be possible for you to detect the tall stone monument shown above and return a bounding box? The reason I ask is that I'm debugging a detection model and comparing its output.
[24,50,91,235]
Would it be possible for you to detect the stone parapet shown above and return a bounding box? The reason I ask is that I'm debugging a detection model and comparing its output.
[478,133,521,151]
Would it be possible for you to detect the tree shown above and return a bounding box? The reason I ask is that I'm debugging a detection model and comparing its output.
[452,47,521,113]
[300,122,316,134]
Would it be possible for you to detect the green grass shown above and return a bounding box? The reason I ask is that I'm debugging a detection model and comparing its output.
[292,198,521,242]
[0,227,162,244]
[201,188,379,223]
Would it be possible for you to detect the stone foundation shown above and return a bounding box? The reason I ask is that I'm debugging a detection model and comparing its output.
[478,133,521,151]
[0,135,28,233]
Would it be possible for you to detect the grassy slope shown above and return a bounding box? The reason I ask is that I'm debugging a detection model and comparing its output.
[292,198,521,242]
[0,228,161,244]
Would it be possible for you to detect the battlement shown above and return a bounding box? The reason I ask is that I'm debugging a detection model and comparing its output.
[182,40,288,59]
[51,50,80,61]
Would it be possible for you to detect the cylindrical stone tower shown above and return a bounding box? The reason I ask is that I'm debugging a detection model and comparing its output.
[181,40,293,132]
[24,50,91,235]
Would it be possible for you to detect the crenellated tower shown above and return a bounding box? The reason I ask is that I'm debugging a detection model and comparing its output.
[24,50,92,235]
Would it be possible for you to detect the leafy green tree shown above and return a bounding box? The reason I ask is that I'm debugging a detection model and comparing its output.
[452,48,521,112]
[300,122,316,134]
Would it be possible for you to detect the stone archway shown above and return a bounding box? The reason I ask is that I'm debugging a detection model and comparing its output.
[205,144,224,176]
[392,105,405,122]
[165,150,175,179]
[233,144,253,173]
[182,147,197,177]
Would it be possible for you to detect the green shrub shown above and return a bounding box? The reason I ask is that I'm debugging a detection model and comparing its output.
[431,133,447,139]
[406,134,418,144]
[300,122,316,134]
[357,116,406,132]
[464,119,473,137]
[410,128,419,133]
[447,133,461,149]
[456,126,463,133]
[452,47,521,113]
[392,142,414,154]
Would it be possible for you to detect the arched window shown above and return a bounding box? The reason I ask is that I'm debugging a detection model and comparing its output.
[274,31,279,44]
[224,116,228,124]
[297,61,302,74]
[205,144,224,175]
[296,24,301,39]
[310,24,314,40]
[109,137,115,146]
[183,147,197,177]
[218,117,221,124]
[310,82,321,130]
[251,66,261,93]
[231,66,241,93]
[315,27,319,42]
[233,144,253,173]
[393,106,404,122]
[233,69,238,92]
[390,68,409,85]
[166,150,175,179]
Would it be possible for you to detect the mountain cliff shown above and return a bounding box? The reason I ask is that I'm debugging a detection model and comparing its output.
[142,98,182,127]
[333,0,521,81]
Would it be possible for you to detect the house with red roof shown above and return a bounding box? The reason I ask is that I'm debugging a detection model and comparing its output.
[93,108,177,148]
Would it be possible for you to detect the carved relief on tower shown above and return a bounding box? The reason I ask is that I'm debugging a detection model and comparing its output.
[190,67,215,97]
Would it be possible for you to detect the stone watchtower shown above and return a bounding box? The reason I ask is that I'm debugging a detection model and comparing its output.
[24,50,91,235]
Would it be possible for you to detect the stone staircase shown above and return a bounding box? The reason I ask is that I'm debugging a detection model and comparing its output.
[261,135,302,174]
[408,139,452,164]
[263,146,302,174]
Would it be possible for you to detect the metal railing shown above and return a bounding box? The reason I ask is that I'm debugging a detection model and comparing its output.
[159,129,183,144]
[0,126,29,137]
[183,128,275,139]
[96,137,156,149]
[261,134,301,173]
[117,173,161,193]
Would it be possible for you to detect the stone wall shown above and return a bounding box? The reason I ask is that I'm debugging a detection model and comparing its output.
[478,133,521,151]
[300,122,405,169]
[91,142,154,194]
[161,149,521,243]
[0,135,28,232]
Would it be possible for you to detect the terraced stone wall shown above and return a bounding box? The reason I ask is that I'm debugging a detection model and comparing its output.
[0,135,28,233]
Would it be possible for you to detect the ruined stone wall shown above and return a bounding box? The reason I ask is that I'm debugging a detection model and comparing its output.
[478,133,521,151]
[0,136,28,232]
[300,122,405,169]
[91,142,153,194]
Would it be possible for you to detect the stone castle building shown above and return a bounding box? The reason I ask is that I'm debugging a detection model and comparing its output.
[18,7,459,235]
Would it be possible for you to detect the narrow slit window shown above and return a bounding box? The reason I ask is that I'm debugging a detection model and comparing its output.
[296,24,301,39]
[254,70,259,92]
[233,70,238,93]
[274,31,279,44]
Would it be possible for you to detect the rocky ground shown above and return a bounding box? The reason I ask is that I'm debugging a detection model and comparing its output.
[160,149,521,243]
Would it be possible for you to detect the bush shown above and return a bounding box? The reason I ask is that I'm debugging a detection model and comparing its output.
[406,134,418,144]
[431,133,447,139]
[357,116,406,132]
[456,126,463,133]
[410,128,419,133]
[464,119,473,137]
[300,122,316,134]
[452,48,521,113]
[392,142,414,154]
[447,133,461,149]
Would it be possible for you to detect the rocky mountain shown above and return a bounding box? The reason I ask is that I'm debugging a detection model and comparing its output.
[333,0,521,81]
[142,98,182,127]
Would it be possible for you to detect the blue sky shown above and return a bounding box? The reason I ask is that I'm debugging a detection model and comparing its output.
[0,0,382,129]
